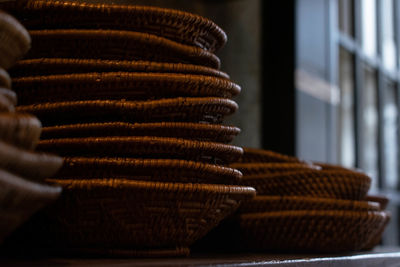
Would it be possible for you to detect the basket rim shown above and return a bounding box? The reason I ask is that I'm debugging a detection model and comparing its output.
[0,68,11,88]
[27,29,220,69]
[47,177,256,198]
[11,58,230,79]
[4,0,226,52]
[242,195,381,211]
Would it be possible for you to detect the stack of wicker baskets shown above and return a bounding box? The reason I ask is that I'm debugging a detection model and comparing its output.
[2,0,256,257]
[196,147,390,253]
[0,11,62,244]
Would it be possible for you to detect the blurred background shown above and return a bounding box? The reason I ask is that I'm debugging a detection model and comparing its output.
[50,0,400,247]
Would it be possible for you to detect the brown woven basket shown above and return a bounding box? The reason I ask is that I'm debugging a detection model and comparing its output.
[16,97,238,126]
[2,0,226,52]
[0,168,61,243]
[233,210,389,252]
[0,68,11,88]
[55,157,242,184]
[0,113,41,150]
[25,29,220,69]
[363,211,391,250]
[242,170,371,200]
[10,58,230,79]
[229,162,318,175]
[0,88,17,106]
[238,195,380,214]
[0,11,30,69]
[12,72,240,105]
[8,178,255,250]
[40,122,240,144]
[37,136,243,165]
[0,93,15,112]
[365,195,389,210]
[239,147,302,163]
[0,140,63,181]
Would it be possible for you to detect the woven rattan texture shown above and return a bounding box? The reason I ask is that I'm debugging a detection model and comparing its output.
[229,162,318,175]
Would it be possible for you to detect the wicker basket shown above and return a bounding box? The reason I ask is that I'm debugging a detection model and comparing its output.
[239,147,302,163]
[0,140,63,181]
[232,210,389,252]
[241,170,371,200]
[0,68,11,88]
[16,97,238,126]
[12,72,240,105]
[229,162,318,175]
[2,0,226,52]
[10,58,230,79]
[365,195,389,210]
[0,93,15,112]
[0,88,17,106]
[0,113,41,150]
[8,178,255,250]
[0,168,61,243]
[37,136,243,165]
[238,195,380,214]
[40,122,240,144]
[55,157,243,184]
[25,29,220,69]
[0,11,30,69]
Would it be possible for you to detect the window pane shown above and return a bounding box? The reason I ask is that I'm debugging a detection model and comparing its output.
[361,0,377,57]
[383,80,398,189]
[338,0,355,37]
[362,65,379,189]
[338,48,356,168]
[381,0,397,70]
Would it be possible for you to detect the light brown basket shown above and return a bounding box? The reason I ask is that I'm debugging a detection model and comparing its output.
[0,112,41,150]
[365,195,389,210]
[2,0,226,52]
[40,122,240,144]
[238,195,380,214]
[0,168,61,243]
[0,68,11,88]
[229,162,318,175]
[239,147,302,163]
[10,58,230,79]
[242,170,371,200]
[233,210,390,252]
[25,29,220,69]
[0,11,30,69]
[12,72,240,105]
[8,178,255,250]
[16,97,238,126]
[0,140,62,181]
[55,157,243,184]
[38,136,243,165]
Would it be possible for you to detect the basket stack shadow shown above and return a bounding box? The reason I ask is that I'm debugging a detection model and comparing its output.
[195,148,391,253]
[0,11,62,245]
[2,0,256,257]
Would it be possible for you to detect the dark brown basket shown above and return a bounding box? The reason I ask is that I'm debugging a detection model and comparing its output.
[37,136,243,165]
[234,210,389,252]
[0,93,15,112]
[9,178,255,250]
[16,97,238,126]
[12,72,240,105]
[10,58,230,79]
[0,113,41,150]
[55,157,243,184]
[0,68,11,88]
[0,140,63,181]
[25,29,220,69]
[2,0,226,52]
[0,88,17,106]
[0,168,61,243]
[229,162,318,175]
[40,122,240,144]
[0,11,30,69]
[238,195,380,214]
[241,170,371,200]
[239,147,302,163]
